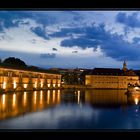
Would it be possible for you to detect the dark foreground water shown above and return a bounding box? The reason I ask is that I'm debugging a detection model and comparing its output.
[0,89,139,129]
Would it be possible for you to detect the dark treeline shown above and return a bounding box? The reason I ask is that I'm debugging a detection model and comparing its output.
[0,57,59,74]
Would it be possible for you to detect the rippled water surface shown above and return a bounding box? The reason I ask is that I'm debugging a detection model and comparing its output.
[0,89,139,129]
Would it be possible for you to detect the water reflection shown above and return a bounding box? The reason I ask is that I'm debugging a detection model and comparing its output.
[0,89,139,121]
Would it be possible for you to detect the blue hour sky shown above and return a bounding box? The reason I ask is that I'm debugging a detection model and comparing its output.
[0,11,140,69]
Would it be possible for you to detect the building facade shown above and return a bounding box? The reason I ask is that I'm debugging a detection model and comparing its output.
[0,66,61,92]
[85,62,139,89]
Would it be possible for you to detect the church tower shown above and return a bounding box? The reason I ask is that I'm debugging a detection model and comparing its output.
[122,60,128,71]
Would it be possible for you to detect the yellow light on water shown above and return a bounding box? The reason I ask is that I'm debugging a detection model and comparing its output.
[53,91,55,103]
[2,94,5,105]
[53,90,55,94]
[78,90,80,104]
[40,90,43,104]
[40,90,43,100]
[135,98,139,105]
[13,93,16,107]
[58,90,60,94]
[47,90,50,104]
[34,91,37,104]
[23,92,27,106]
[57,90,60,103]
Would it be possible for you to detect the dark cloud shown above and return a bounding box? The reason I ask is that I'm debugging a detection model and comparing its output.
[40,53,56,59]
[31,27,49,40]
[72,51,78,53]
[52,48,58,51]
[116,12,140,28]
[50,23,140,61]
[0,11,56,32]
[0,11,32,30]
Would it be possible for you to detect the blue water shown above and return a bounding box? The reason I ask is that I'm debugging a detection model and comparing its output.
[0,89,139,129]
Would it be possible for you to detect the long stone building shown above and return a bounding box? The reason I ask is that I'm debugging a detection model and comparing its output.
[85,61,140,89]
[0,66,61,92]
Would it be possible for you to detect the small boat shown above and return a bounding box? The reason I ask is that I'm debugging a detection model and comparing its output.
[127,86,140,94]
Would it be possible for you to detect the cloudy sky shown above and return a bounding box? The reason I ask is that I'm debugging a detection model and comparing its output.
[0,11,140,69]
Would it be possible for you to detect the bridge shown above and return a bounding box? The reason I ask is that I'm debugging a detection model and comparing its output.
[0,66,61,92]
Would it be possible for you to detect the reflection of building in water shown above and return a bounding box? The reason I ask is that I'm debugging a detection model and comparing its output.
[85,90,128,107]
[60,90,85,104]
[127,93,140,105]
[85,61,139,89]
[0,90,61,120]
[0,66,61,92]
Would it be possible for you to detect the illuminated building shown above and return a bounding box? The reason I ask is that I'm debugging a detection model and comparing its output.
[0,66,61,92]
[85,61,139,89]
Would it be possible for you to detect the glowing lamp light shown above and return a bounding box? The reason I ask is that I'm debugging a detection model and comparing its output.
[24,84,27,88]
[135,98,139,105]
[48,84,50,87]
[41,82,43,88]
[34,82,37,88]
[58,84,60,87]
[13,81,16,89]
[135,87,139,90]
[53,84,56,87]
[3,82,6,89]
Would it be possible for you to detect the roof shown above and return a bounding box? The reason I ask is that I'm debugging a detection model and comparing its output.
[81,68,139,76]
[0,64,61,75]
[89,68,123,76]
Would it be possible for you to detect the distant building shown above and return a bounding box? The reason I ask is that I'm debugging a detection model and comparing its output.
[85,61,139,89]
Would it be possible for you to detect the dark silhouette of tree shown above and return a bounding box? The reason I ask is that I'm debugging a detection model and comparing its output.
[2,57,27,67]
[62,72,79,84]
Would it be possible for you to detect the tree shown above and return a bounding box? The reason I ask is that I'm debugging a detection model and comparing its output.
[2,57,27,67]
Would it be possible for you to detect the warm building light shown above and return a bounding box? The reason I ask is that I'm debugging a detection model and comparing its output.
[13,81,17,89]
[58,84,60,87]
[53,84,56,87]
[135,98,139,105]
[135,87,139,90]
[3,82,6,89]
[34,82,37,88]
[48,84,50,87]
[24,84,27,88]
[41,82,43,88]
